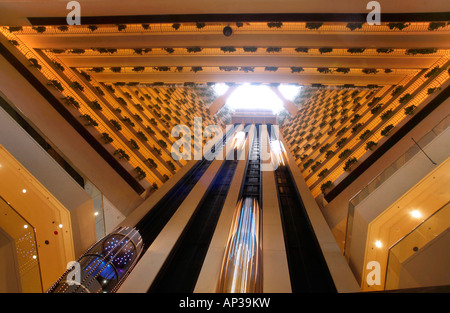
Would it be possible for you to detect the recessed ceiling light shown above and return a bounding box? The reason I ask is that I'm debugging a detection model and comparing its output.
[410,210,422,219]
[22,189,27,193]
[94,211,99,216]
[24,225,28,229]
[32,255,37,259]
[375,240,382,248]
[58,224,63,228]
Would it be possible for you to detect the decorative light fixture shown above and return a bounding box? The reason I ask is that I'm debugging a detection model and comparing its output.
[375,240,382,248]
[58,224,63,228]
[22,189,27,193]
[223,25,233,37]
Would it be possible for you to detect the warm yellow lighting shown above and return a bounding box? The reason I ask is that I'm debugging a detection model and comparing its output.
[24,225,28,229]
[32,255,37,259]
[410,210,422,219]
[94,211,99,216]
[22,189,27,194]
[375,240,383,248]
[58,224,63,228]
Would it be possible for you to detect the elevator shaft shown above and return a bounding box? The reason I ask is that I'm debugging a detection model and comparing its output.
[218,124,263,293]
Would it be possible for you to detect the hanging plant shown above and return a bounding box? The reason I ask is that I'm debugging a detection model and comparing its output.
[100,133,114,144]
[294,47,309,53]
[406,48,437,55]
[191,66,203,73]
[110,119,122,131]
[362,68,378,74]
[88,25,98,32]
[346,22,363,31]
[135,167,146,181]
[221,46,236,53]
[117,24,127,31]
[89,100,102,111]
[110,67,122,73]
[146,158,158,169]
[365,141,377,151]
[196,22,206,29]
[336,67,350,74]
[371,104,382,114]
[63,96,80,108]
[336,137,347,148]
[240,67,255,73]
[164,47,175,53]
[424,66,441,78]
[347,48,366,54]
[141,24,150,30]
[380,109,394,120]
[219,66,239,72]
[399,93,412,104]
[343,157,357,171]
[49,79,64,91]
[376,48,394,54]
[7,26,23,32]
[265,66,278,72]
[114,149,130,160]
[70,48,85,54]
[319,47,333,54]
[317,67,332,73]
[9,40,19,46]
[32,26,46,33]
[172,23,181,30]
[381,124,394,136]
[404,105,417,115]
[325,150,334,159]
[58,25,69,32]
[351,123,363,133]
[320,181,333,194]
[290,67,304,73]
[187,46,202,53]
[359,129,371,140]
[339,149,352,159]
[267,22,283,28]
[80,114,98,126]
[428,22,446,31]
[387,22,409,30]
[305,22,323,30]
[71,81,84,91]
[318,168,329,177]
[28,58,42,70]
[243,46,258,52]
[266,47,281,53]
[129,139,140,150]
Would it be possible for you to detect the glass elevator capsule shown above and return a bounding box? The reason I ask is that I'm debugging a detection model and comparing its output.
[46,227,143,293]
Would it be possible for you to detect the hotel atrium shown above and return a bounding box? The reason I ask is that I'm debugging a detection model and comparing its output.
[0,0,449,294]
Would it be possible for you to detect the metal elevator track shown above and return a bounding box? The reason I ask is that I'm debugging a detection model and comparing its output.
[134,127,236,253]
[148,153,239,293]
[269,125,337,293]
[240,124,262,202]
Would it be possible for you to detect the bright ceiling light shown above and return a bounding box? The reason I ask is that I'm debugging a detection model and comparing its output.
[375,240,382,248]
[213,83,229,96]
[410,210,422,219]
[24,225,28,229]
[278,84,302,101]
[225,83,285,114]
[58,224,63,228]
[22,189,27,194]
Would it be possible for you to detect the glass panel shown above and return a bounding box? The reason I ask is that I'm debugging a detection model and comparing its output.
[345,115,450,259]
[385,202,450,290]
[0,196,42,292]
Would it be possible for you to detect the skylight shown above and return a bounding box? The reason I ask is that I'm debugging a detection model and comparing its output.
[214,83,301,114]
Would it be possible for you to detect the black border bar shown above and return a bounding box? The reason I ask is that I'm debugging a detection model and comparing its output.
[28,12,450,26]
